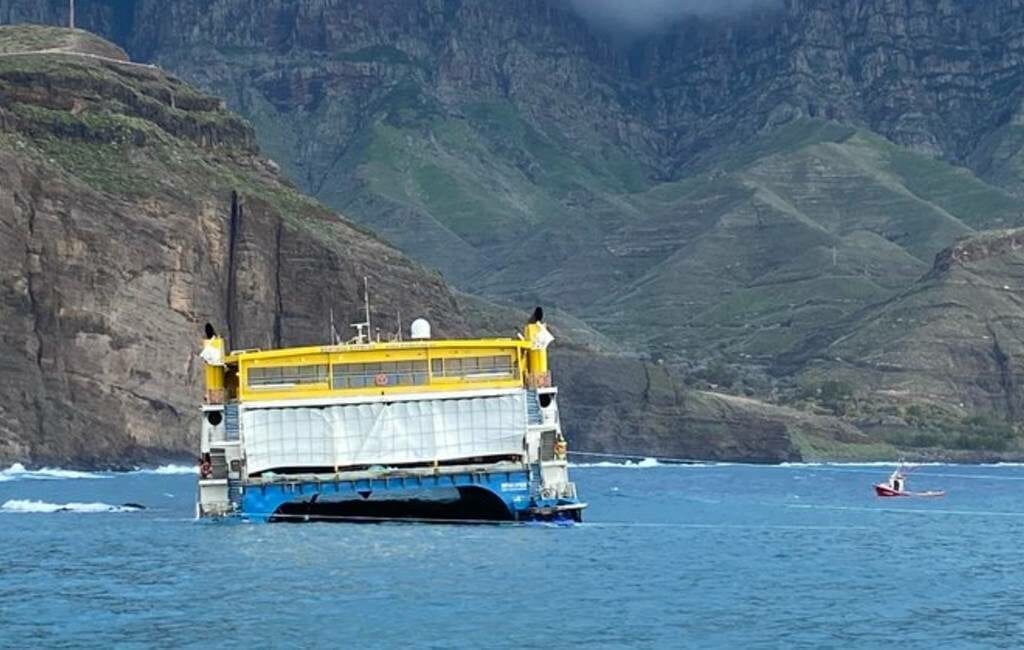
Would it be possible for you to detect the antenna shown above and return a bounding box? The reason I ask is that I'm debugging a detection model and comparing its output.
[363,276,371,335]
[69,0,75,28]
[348,277,373,345]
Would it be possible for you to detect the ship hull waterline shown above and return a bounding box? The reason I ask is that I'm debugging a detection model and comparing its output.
[204,467,585,524]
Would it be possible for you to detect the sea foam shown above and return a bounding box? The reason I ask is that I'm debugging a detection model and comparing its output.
[571,457,672,468]
[0,463,109,481]
[133,464,197,475]
[1,499,140,514]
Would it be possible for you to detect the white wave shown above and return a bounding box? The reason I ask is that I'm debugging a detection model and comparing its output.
[572,457,660,468]
[777,461,967,468]
[133,464,197,475]
[0,463,109,481]
[571,457,733,468]
[1,499,141,514]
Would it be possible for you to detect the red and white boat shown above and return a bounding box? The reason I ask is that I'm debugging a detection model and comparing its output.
[873,467,945,498]
[872,483,942,497]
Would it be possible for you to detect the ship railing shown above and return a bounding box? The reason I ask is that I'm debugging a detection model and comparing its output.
[525,372,552,389]
[204,388,226,404]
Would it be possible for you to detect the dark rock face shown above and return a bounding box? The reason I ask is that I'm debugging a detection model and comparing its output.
[553,348,799,463]
[0,26,466,468]
[17,0,1024,172]
[4,5,1024,462]
[34,0,1020,360]
[552,347,877,463]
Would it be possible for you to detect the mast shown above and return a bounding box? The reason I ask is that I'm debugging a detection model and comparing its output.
[349,277,372,344]
[363,276,371,335]
[69,0,75,28]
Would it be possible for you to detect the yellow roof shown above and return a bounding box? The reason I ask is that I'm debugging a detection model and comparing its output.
[226,337,529,364]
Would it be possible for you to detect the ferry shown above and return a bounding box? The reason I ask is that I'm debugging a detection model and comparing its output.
[195,303,586,523]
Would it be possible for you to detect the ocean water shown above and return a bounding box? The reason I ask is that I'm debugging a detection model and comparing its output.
[2,462,1024,649]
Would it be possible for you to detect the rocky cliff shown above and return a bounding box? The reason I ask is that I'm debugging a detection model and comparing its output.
[786,228,1024,458]
[5,1,1024,462]
[0,25,468,467]
[0,25,870,468]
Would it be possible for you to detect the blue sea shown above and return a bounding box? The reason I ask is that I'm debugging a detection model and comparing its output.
[2,461,1023,649]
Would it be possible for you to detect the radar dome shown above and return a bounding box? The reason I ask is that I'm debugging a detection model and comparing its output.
[410,318,431,340]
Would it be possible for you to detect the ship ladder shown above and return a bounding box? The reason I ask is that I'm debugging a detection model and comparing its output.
[526,390,543,425]
[224,403,240,441]
[227,478,242,511]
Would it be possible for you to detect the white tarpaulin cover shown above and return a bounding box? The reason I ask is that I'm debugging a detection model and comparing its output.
[241,393,527,474]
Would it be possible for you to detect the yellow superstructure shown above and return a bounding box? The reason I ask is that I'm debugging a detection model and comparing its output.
[203,326,552,405]
[194,308,586,523]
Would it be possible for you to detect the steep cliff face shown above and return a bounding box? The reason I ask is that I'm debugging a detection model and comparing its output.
[0,25,866,469]
[0,26,467,467]
[797,229,1024,420]
[7,3,1024,357]
[775,228,1024,458]
[5,3,1024,461]
[20,0,1021,365]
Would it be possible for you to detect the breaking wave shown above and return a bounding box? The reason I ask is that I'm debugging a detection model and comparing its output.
[133,464,197,475]
[0,463,109,481]
[777,461,1024,469]
[0,463,197,482]
[571,457,661,468]
[1,499,142,514]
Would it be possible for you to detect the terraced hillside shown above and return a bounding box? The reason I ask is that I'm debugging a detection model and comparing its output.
[40,0,1024,367]
[1,25,877,467]
[6,0,1024,460]
[790,229,1024,456]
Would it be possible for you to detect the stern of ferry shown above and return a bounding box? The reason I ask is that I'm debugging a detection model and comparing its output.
[195,310,586,524]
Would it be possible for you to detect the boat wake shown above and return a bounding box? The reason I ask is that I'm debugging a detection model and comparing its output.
[1,499,143,514]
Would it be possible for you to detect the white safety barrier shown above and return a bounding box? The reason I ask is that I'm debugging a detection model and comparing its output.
[241,393,527,474]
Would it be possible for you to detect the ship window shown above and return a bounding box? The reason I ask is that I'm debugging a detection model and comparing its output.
[432,355,517,381]
[248,364,328,388]
[332,360,429,389]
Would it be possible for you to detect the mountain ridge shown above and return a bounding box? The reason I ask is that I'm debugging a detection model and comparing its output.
[6,3,1024,461]
[0,25,874,468]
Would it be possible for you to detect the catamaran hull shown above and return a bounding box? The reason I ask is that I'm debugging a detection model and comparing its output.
[202,467,585,524]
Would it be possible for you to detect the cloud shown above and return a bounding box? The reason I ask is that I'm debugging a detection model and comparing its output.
[568,0,778,36]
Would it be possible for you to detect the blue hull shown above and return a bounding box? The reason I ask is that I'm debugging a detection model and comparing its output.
[236,468,584,524]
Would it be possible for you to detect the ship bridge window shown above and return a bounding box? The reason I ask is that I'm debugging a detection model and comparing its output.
[332,360,429,389]
[431,355,516,381]
[248,364,328,388]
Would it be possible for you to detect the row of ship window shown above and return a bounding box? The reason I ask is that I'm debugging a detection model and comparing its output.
[247,355,517,389]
